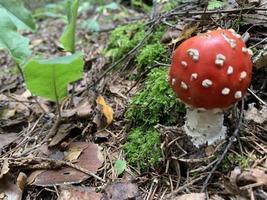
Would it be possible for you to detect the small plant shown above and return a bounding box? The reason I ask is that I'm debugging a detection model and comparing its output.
[125,67,185,127]
[221,153,251,172]
[124,127,161,170]
[23,0,84,118]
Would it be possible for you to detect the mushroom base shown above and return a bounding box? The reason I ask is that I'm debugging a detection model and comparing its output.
[184,107,226,147]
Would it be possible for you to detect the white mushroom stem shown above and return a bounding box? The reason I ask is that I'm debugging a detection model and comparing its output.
[184,107,226,147]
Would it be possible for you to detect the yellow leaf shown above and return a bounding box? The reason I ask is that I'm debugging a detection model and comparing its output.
[171,23,198,45]
[96,95,113,125]
[65,147,84,162]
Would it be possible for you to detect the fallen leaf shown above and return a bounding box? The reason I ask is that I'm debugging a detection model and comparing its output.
[1,109,16,119]
[161,29,181,44]
[225,167,267,197]
[61,99,93,118]
[0,175,23,200]
[28,142,104,186]
[59,186,102,200]
[174,193,205,200]
[254,46,267,69]
[237,168,267,187]
[27,170,45,185]
[49,124,73,147]
[65,145,88,162]
[0,160,10,179]
[76,99,93,118]
[0,132,18,150]
[170,23,198,45]
[244,104,267,123]
[96,95,113,125]
[16,172,27,191]
[103,182,139,200]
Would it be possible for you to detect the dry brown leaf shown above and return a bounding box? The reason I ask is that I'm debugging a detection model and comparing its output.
[0,133,18,150]
[0,160,10,179]
[244,104,267,124]
[161,29,181,44]
[174,193,205,200]
[61,99,92,118]
[253,44,267,69]
[96,95,113,125]
[16,173,27,191]
[170,23,198,45]
[1,109,16,119]
[64,145,87,162]
[103,182,139,200]
[237,168,267,187]
[76,100,93,118]
[27,170,46,185]
[49,124,73,147]
[0,175,24,200]
[28,142,104,186]
[59,186,102,200]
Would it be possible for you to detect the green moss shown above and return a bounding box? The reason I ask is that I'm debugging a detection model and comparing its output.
[136,42,166,71]
[125,67,185,126]
[131,0,151,12]
[124,127,161,170]
[105,22,145,60]
[221,153,251,172]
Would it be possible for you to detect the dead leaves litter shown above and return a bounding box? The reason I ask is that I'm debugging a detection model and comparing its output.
[59,186,102,200]
[27,142,104,186]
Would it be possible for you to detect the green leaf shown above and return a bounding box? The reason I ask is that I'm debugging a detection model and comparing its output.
[208,0,224,10]
[114,160,126,175]
[23,52,84,102]
[0,0,36,31]
[59,0,79,53]
[0,8,31,64]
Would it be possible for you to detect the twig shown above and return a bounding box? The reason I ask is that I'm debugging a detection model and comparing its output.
[164,175,205,199]
[201,99,245,192]
[166,6,267,17]
[248,88,267,106]
[87,24,156,90]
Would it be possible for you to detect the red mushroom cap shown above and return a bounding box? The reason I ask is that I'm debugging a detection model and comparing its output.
[169,28,252,109]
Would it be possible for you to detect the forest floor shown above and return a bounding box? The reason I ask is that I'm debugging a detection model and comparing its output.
[0,1,267,200]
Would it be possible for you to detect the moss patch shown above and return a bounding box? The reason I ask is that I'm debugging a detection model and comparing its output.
[124,127,161,170]
[125,67,185,127]
[124,67,185,170]
[105,22,145,61]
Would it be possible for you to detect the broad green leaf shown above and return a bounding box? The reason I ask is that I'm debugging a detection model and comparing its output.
[114,160,126,175]
[23,52,84,101]
[0,0,36,31]
[59,0,79,53]
[0,8,31,64]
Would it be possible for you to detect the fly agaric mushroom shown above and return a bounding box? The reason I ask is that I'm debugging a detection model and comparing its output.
[168,28,252,147]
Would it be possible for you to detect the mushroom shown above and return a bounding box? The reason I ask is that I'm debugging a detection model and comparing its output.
[168,28,252,147]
